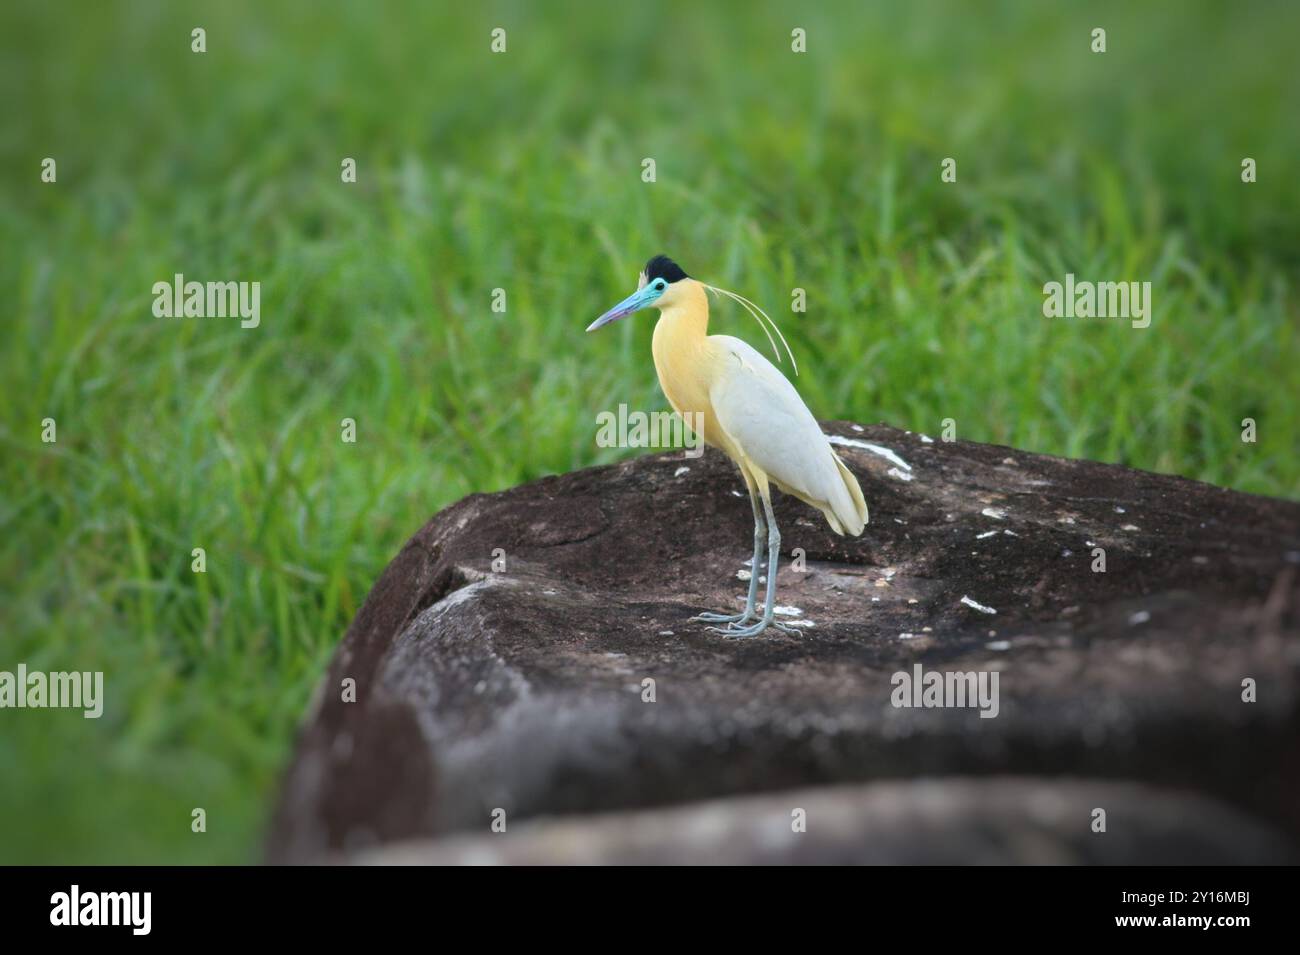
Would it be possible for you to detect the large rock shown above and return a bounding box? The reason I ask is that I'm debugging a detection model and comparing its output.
[267,424,1300,863]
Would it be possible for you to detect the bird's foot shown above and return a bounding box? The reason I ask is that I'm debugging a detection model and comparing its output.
[689,608,754,625]
[705,617,799,639]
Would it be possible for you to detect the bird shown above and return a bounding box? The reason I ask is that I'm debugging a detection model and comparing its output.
[587,254,868,637]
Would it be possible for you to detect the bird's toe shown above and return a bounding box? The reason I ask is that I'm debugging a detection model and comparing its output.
[690,608,754,625]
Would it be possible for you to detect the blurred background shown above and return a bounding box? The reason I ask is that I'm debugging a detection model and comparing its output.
[1,0,1296,863]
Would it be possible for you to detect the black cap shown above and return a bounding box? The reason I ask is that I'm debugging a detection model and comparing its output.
[644,254,689,283]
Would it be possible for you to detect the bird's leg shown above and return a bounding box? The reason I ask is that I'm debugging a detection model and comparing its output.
[710,491,797,638]
[690,484,765,625]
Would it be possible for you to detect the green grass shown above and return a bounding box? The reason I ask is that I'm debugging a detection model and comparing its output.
[1,0,1296,863]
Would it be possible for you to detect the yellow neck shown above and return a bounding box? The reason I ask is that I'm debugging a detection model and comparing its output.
[652,279,709,358]
[651,279,719,438]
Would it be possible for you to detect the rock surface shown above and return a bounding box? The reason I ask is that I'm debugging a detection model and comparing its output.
[268,423,1300,864]
[352,779,1293,866]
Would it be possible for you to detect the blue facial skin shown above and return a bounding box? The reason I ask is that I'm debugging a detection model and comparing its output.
[587,278,668,331]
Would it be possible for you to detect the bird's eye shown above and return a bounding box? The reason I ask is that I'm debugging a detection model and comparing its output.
[655,280,666,291]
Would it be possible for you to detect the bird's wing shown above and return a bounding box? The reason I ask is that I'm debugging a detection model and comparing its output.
[708,334,848,508]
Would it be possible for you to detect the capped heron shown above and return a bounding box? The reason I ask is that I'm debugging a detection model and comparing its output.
[588,255,868,637]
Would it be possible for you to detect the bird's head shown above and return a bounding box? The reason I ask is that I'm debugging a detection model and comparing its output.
[587,254,692,331]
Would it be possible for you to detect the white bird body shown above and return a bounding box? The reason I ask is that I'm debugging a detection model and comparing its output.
[651,278,867,536]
